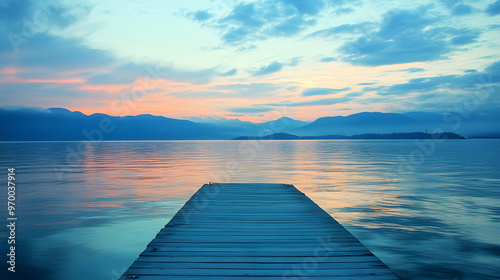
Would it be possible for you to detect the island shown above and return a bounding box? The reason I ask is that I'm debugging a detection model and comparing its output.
[233,132,466,140]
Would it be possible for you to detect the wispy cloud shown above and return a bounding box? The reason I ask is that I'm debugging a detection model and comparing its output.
[226,106,274,113]
[451,4,474,15]
[439,0,475,16]
[189,10,212,22]
[338,6,482,66]
[486,0,500,16]
[218,68,238,77]
[253,62,284,76]
[319,57,336,62]
[184,0,351,46]
[306,22,376,39]
[265,97,351,107]
[375,60,500,96]
[211,82,282,96]
[302,87,351,97]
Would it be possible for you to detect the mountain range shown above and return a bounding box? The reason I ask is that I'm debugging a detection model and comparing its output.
[0,107,498,141]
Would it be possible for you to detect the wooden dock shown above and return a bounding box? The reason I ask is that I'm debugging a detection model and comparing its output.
[120,183,400,279]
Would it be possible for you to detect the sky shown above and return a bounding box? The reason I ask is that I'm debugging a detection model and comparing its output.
[0,0,499,122]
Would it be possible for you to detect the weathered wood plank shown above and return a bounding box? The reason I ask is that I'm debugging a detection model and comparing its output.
[132,255,381,263]
[120,183,400,280]
[130,261,388,269]
[124,267,396,276]
[139,249,374,257]
[122,276,399,280]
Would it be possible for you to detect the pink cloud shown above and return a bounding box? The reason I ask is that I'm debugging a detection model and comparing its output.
[0,77,85,84]
[0,67,21,75]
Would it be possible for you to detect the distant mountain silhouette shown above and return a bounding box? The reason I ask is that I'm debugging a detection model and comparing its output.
[257,117,309,133]
[0,107,496,140]
[402,111,500,136]
[189,116,310,137]
[293,112,422,136]
[0,108,224,140]
[233,132,466,140]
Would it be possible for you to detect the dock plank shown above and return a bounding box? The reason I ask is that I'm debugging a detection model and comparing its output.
[120,183,400,279]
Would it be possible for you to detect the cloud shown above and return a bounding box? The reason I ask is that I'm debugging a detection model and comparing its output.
[191,10,212,22]
[226,106,274,113]
[451,4,474,15]
[486,0,500,16]
[335,7,355,15]
[268,15,316,37]
[319,57,336,62]
[439,0,474,15]
[218,68,237,77]
[485,60,500,73]
[211,82,281,95]
[1,104,49,112]
[306,22,375,39]
[89,62,216,86]
[0,1,222,109]
[166,90,232,99]
[0,0,31,28]
[357,82,375,86]
[185,0,350,46]
[218,1,302,44]
[144,65,217,85]
[221,27,251,44]
[302,87,351,96]
[405,68,426,73]
[253,62,284,76]
[377,77,451,96]
[439,0,458,9]
[488,23,500,30]
[337,7,482,66]
[167,82,282,100]
[451,33,479,45]
[387,68,426,73]
[0,81,106,108]
[87,72,134,85]
[1,0,94,34]
[1,32,115,71]
[265,96,351,107]
[0,31,216,86]
[345,91,365,98]
[279,0,326,15]
[287,57,302,66]
[223,2,265,28]
[374,60,500,96]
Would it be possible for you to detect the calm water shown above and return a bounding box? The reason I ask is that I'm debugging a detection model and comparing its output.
[0,140,499,280]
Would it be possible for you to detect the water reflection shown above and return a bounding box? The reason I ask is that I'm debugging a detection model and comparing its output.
[0,140,499,280]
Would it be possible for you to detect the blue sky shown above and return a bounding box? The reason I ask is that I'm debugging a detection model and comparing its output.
[0,0,499,121]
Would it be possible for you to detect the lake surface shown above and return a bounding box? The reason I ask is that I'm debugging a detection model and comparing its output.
[0,139,499,280]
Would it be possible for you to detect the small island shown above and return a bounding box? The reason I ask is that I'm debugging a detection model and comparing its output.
[233,132,466,140]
